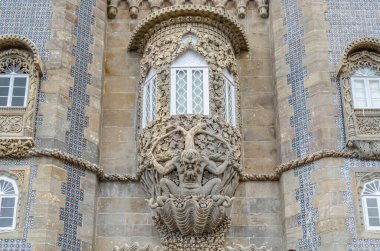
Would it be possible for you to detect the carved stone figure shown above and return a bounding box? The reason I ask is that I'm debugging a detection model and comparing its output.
[149,123,231,196]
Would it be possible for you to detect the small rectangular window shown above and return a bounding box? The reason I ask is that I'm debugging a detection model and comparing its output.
[364,197,380,229]
[171,68,208,115]
[142,75,157,128]
[223,73,236,126]
[0,75,28,107]
[352,77,380,108]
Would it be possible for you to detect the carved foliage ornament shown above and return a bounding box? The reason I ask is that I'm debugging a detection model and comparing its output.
[0,49,39,139]
[338,38,380,158]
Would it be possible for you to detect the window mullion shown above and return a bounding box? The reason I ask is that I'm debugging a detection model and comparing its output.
[8,76,14,107]
[187,68,192,114]
[365,78,372,108]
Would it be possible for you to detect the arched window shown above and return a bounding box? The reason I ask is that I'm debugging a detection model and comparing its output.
[222,69,236,126]
[142,68,157,127]
[0,63,29,107]
[362,179,380,230]
[170,50,209,115]
[0,176,18,230]
[351,67,380,108]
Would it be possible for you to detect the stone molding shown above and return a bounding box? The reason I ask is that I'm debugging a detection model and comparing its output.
[0,34,43,74]
[337,38,380,158]
[128,5,249,54]
[107,0,269,20]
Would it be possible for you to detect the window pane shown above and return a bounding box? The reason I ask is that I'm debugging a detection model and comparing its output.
[355,99,367,108]
[144,84,150,125]
[0,208,14,217]
[176,70,187,114]
[0,77,10,86]
[227,84,234,124]
[13,87,26,97]
[151,79,156,121]
[11,97,25,106]
[367,198,378,207]
[368,208,379,217]
[14,77,27,87]
[0,97,8,106]
[2,198,15,207]
[0,87,9,96]
[0,218,13,228]
[192,70,204,114]
[369,217,380,227]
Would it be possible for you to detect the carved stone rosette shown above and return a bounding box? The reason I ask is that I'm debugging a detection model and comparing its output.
[337,38,380,158]
[128,8,247,249]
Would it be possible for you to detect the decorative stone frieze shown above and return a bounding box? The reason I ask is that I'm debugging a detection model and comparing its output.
[107,1,269,20]
[337,38,380,158]
[0,138,34,158]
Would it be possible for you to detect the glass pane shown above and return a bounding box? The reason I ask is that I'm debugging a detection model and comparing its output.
[0,97,8,106]
[224,82,228,121]
[13,87,26,97]
[2,198,15,207]
[368,208,379,217]
[0,77,10,86]
[355,99,367,108]
[369,217,380,226]
[228,84,234,124]
[367,198,378,207]
[0,218,13,228]
[176,70,187,114]
[192,70,204,114]
[0,208,14,217]
[11,97,25,106]
[151,79,156,121]
[0,87,9,96]
[14,77,27,87]
[144,84,150,125]
[372,99,380,108]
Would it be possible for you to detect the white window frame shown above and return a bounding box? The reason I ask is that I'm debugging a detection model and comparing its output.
[170,50,209,115]
[223,69,236,126]
[362,179,380,231]
[0,74,29,107]
[0,176,18,231]
[351,76,380,109]
[142,69,157,128]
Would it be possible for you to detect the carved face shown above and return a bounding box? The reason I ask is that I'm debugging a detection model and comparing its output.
[180,149,202,183]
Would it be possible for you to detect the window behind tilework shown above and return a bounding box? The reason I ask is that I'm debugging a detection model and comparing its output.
[222,69,236,126]
[362,179,380,230]
[170,50,209,115]
[0,64,29,107]
[142,68,157,128]
[0,176,18,230]
[351,67,380,109]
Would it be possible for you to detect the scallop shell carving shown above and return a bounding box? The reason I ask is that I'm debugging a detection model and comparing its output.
[149,195,233,236]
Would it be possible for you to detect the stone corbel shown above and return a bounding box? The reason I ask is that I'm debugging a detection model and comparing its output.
[147,0,163,12]
[236,0,248,18]
[256,0,269,18]
[107,0,121,19]
[127,0,143,18]
[214,0,228,10]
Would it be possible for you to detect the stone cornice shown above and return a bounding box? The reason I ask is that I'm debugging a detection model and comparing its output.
[128,5,249,54]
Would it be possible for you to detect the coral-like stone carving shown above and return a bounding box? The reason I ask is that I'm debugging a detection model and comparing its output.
[0,138,34,157]
[107,1,270,19]
[337,38,380,158]
[226,244,272,251]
